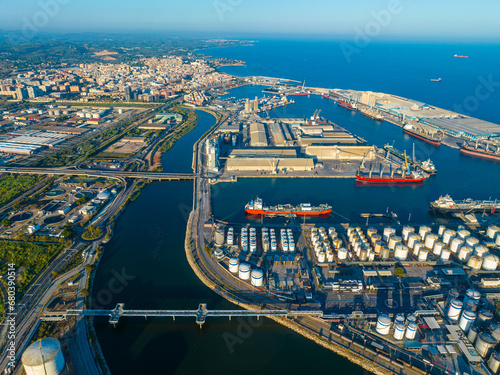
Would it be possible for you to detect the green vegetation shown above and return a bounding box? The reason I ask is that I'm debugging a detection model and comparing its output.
[0,240,66,294]
[395,267,407,278]
[76,196,89,205]
[82,225,102,240]
[61,228,75,239]
[1,219,11,226]
[130,180,148,202]
[0,175,41,207]
[159,107,199,154]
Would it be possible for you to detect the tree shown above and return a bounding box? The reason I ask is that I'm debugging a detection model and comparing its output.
[1,219,11,226]
[61,228,74,239]
[395,267,406,278]
[76,196,89,205]
[80,289,89,298]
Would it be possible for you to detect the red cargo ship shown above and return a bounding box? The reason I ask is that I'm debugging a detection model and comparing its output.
[337,99,358,111]
[356,170,427,184]
[460,143,500,161]
[245,197,332,217]
[403,125,442,147]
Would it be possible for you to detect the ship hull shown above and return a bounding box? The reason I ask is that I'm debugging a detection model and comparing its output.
[245,209,332,217]
[295,93,309,96]
[337,100,357,111]
[403,128,441,146]
[460,146,500,161]
[356,175,426,184]
[360,111,383,121]
[430,205,500,214]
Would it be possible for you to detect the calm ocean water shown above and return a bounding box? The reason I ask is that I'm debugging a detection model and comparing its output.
[94,41,500,374]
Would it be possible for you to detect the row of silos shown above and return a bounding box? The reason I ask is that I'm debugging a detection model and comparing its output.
[311,227,341,263]
[375,314,418,340]
[228,258,264,287]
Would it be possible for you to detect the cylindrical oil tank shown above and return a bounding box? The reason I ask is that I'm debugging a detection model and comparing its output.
[262,239,270,252]
[459,310,476,333]
[488,352,500,374]
[489,324,500,342]
[371,233,382,244]
[395,314,405,325]
[381,246,390,260]
[466,299,478,312]
[251,269,264,287]
[402,226,415,242]
[442,230,456,245]
[376,315,391,335]
[424,233,439,250]
[238,263,251,280]
[326,251,334,263]
[433,241,445,256]
[441,249,451,261]
[475,332,497,358]
[367,227,377,238]
[406,323,418,340]
[374,240,384,254]
[448,299,463,321]
[496,233,500,246]
[475,245,489,257]
[464,289,481,307]
[479,310,494,326]
[338,248,348,260]
[419,225,431,239]
[229,258,240,273]
[393,322,406,341]
[394,244,409,261]
[318,251,326,263]
[483,255,500,271]
[215,227,225,246]
[406,233,420,249]
[413,242,423,256]
[388,235,401,250]
[458,229,471,239]
[468,325,481,344]
[468,256,483,270]
[359,249,368,262]
[458,245,473,262]
[418,249,428,261]
[446,289,460,310]
[406,314,417,325]
[450,237,465,253]
[438,225,447,236]
[466,237,480,248]
[22,338,65,375]
[383,227,395,242]
[487,225,500,239]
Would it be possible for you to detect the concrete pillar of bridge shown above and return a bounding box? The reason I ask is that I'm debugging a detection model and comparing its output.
[228,316,231,321]
[173,316,175,321]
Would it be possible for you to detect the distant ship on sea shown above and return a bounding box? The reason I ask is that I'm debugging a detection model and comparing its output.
[454,54,469,58]
[430,78,442,82]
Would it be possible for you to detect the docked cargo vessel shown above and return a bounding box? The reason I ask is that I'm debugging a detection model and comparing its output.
[383,144,437,175]
[356,170,427,184]
[403,124,442,146]
[430,195,500,213]
[460,143,500,161]
[245,197,332,217]
[337,99,358,111]
[360,107,384,121]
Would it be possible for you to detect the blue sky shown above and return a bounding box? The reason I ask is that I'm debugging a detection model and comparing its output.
[1,0,500,41]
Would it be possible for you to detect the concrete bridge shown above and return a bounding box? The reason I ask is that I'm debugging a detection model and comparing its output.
[42,303,324,327]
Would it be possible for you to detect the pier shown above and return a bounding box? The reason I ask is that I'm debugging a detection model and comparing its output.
[42,303,323,327]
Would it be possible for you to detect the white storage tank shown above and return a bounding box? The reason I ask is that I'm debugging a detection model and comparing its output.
[251,269,264,287]
[464,289,481,308]
[402,226,415,241]
[488,352,500,374]
[418,225,431,239]
[318,251,326,263]
[479,310,494,326]
[413,242,423,256]
[215,227,225,246]
[458,245,473,262]
[432,241,445,256]
[442,229,456,245]
[489,324,500,342]
[450,237,465,253]
[380,246,390,260]
[367,227,377,239]
[338,248,348,260]
[475,332,497,358]
[468,256,483,270]
[371,234,382,245]
[487,225,500,239]
[418,249,428,261]
[440,248,451,261]
[483,254,500,271]
[496,233,500,247]
[374,241,384,254]
[376,315,391,335]
[394,244,409,261]
[438,225,447,236]
[388,235,402,250]
[393,322,406,341]
[406,314,417,325]
[22,338,65,375]
[466,237,480,248]
[229,258,240,273]
[405,323,418,340]
[395,314,405,325]
[383,227,395,242]
[238,263,251,280]
[448,299,463,321]
[458,229,471,239]
[459,310,476,333]
[406,233,420,249]
[475,245,489,257]
[468,325,481,344]
[424,233,439,250]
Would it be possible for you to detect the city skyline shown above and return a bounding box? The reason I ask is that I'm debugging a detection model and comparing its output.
[1,0,500,41]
